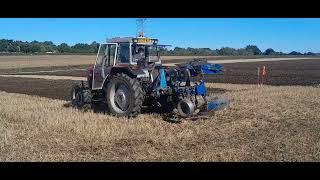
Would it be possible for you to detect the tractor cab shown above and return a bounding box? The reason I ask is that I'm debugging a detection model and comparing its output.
[91,37,167,90]
[98,36,161,65]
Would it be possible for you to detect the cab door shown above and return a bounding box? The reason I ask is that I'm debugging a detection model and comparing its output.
[92,43,117,90]
[116,43,131,65]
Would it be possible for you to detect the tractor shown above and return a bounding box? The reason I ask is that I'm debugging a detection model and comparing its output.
[70,36,228,120]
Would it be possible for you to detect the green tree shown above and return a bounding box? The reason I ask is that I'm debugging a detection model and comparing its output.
[237,48,253,56]
[90,41,100,53]
[245,45,262,55]
[43,41,54,46]
[20,42,30,53]
[71,43,92,53]
[289,51,302,55]
[218,47,238,56]
[305,52,315,56]
[57,43,71,53]
[264,48,276,55]
[39,45,47,53]
[0,39,9,52]
[7,44,19,52]
[29,43,41,53]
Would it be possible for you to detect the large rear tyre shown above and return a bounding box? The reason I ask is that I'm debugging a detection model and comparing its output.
[105,73,145,118]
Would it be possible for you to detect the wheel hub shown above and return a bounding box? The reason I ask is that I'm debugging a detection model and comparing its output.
[109,83,130,113]
[115,87,128,110]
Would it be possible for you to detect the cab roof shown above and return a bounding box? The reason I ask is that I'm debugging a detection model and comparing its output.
[107,37,134,43]
[106,37,158,44]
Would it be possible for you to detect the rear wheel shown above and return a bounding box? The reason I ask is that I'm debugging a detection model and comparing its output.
[105,73,145,118]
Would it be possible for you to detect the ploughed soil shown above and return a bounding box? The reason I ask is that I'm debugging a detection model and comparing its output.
[0,77,76,100]
[204,59,320,86]
[0,77,227,101]
[5,59,320,86]
[0,59,319,101]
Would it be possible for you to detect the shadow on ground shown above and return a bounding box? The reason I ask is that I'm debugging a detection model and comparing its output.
[63,87,229,123]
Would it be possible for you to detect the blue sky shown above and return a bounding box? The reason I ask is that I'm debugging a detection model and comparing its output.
[0,18,319,53]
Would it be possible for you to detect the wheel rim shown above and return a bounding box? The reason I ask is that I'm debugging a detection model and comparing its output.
[109,83,130,113]
[72,89,76,99]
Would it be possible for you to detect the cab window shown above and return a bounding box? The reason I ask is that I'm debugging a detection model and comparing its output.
[96,44,107,66]
[117,43,130,63]
[106,44,116,66]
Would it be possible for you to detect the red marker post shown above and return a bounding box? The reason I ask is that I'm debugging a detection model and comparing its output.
[262,65,266,86]
[257,66,260,87]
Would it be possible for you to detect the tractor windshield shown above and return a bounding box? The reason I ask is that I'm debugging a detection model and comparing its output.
[132,44,160,63]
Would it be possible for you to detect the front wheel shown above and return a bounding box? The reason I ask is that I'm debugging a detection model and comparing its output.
[70,83,92,111]
[105,73,145,118]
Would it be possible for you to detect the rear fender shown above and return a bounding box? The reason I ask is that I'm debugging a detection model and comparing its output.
[109,67,137,78]
[102,67,137,89]
[87,65,94,89]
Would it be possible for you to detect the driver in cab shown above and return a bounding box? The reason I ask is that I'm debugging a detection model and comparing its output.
[133,47,145,63]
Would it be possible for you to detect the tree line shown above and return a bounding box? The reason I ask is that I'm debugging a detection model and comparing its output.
[0,39,99,54]
[159,46,317,56]
[0,39,317,56]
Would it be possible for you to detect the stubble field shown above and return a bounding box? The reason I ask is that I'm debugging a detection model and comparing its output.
[0,55,320,161]
[1,83,320,161]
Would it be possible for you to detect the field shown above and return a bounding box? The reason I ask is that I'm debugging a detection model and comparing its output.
[0,55,224,70]
[209,59,320,86]
[0,55,320,161]
[1,83,320,161]
[2,58,320,86]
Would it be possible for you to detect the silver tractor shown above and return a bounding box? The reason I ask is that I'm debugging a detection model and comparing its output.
[71,36,228,120]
